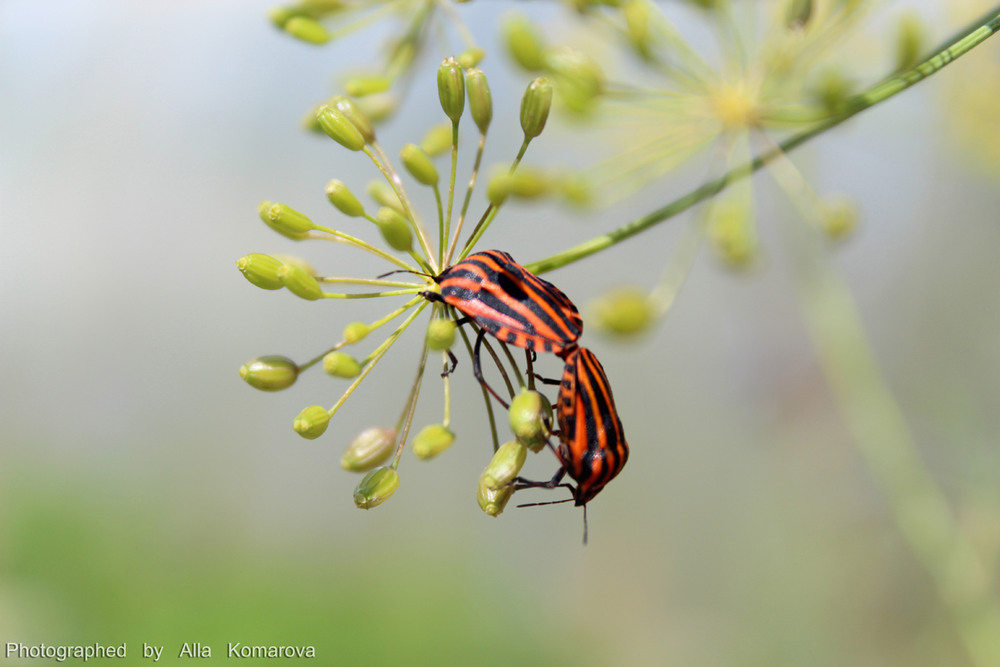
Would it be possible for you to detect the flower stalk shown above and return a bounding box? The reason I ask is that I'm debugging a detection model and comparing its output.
[525,8,1000,275]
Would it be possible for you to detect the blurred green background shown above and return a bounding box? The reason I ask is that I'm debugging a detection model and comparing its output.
[2,1,998,665]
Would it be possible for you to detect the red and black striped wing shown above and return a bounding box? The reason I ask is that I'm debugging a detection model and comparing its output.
[438,250,582,357]
[557,347,629,505]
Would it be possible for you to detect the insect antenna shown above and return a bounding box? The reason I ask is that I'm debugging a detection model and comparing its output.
[376,268,432,280]
[516,497,574,508]
[515,498,589,545]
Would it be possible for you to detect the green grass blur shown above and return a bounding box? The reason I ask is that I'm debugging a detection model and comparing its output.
[2,467,590,666]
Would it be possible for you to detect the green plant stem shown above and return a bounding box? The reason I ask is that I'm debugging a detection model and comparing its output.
[321,289,423,299]
[434,183,445,265]
[441,350,452,429]
[296,296,423,372]
[315,277,423,288]
[779,215,1000,667]
[445,132,487,267]
[460,137,530,259]
[365,143,438,273]
[326,301,428,420]
[390,343,430,469]
[311,226,416,272]
[525,7,1000,275]
[443,122,460,267]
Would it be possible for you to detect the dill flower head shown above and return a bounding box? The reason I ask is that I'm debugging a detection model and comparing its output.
[238,63,573,512]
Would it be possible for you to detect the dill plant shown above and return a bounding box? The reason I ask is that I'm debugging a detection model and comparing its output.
[242,3,1000,664]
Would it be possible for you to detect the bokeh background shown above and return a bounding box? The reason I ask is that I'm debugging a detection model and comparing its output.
[2,1,998,665]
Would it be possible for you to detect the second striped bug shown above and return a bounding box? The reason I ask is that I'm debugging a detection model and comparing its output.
[513,346,629,540]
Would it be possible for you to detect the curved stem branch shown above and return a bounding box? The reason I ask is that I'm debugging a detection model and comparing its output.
[524,8,1000,275]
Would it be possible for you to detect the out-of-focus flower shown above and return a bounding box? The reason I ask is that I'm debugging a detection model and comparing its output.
[501,1,918,338]
[942,1,1000,175]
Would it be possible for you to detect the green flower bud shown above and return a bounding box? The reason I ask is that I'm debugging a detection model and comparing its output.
[477,476,513,517]
[412,424,456,460]
[400,143,439,186]
[487,168,551,205]
[236,253,284,290]
[388,36,418,72]
[708,199,757,269]
[268,7,295,28]
[239,355,299,391]
[331,95,376,144]
[426,318,456,351]
[325,179,365,217]
[301,104,324,134]
[558,173,594,207]
[293,405,331,440]
[343,321,370,344]
[257,199,275,220]
[343,74,391,97]
[367,181,405,215]
[342,427,397,472]
[895,12,925,72]
[353,93,398,123]
[376,207,414,252]
[353,467,400,509]
[437,57,465,124]
[277,263,324,300]
[811,68,854,115]
[481,441,527,490]
[544,48,602,115]
[503,15,547,71]
[508,390,552,453]
[520,77,553,140]
[315,104,366,151]
[300,0,347,14]
[420,123,454,157]
[456,47,485,69]
[270,0,344,26]
[283,16,331,44]
[263,202,315,238]
[271,254,316,276]
[591,286,656,338]
[465,68,493,134]
[623,0,652,58]
[323,351,362,378]
[819,197,858,241]
[487,173,511,206]
[784,0,812,30]
[508,169,551,198]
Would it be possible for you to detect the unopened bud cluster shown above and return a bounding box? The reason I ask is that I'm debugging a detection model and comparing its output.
[474,388,556,517]
[239,56,569,519]
[502,15,604,114]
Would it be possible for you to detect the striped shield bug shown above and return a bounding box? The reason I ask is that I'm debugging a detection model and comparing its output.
[426,250,583,359]
[553,346,629,504]
[514,347,629,541]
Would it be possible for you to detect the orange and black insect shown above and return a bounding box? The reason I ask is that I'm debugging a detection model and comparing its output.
[515,346,629,511]
[428,249,583,358]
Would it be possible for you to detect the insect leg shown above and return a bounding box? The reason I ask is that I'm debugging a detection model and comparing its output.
[473,329,512,410]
